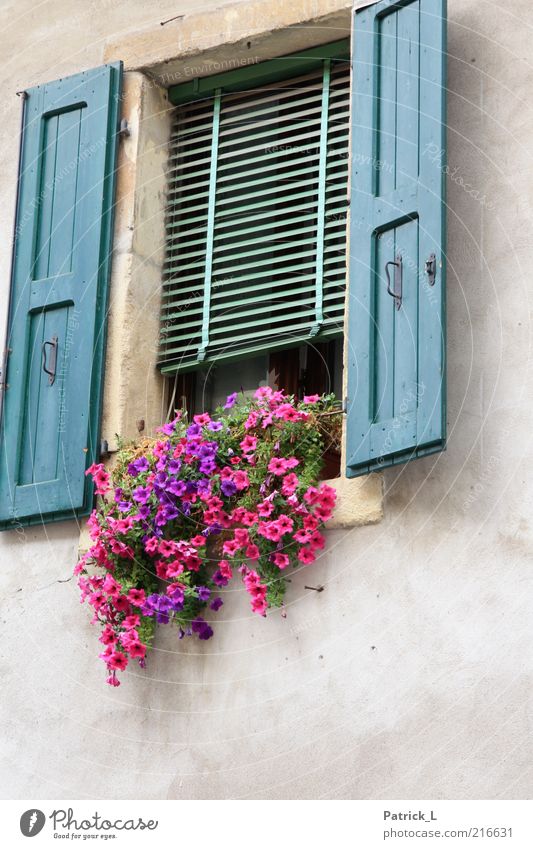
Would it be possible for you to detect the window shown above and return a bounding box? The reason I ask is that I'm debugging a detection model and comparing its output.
[158,41,350,418]
[0,0,447,528]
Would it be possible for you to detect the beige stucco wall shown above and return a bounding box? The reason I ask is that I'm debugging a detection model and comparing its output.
[1,0,533,800]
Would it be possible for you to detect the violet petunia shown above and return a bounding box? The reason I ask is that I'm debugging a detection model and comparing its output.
[224,392,238,410]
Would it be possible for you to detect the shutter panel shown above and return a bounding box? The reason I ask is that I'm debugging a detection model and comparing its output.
[0,62,122,527]
[159,55,350,373]
[346,0,446,477]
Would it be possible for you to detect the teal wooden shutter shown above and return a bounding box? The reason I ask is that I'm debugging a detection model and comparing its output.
[159,46,350,373]
[346,0,446,477]
[0,62,122,527]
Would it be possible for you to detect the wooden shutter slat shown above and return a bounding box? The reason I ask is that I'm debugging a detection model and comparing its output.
[160,56,349,372]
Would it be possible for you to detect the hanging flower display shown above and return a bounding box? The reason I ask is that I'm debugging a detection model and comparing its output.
[75,388,339,685]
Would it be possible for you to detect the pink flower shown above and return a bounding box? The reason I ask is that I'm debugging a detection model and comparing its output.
[234,528,250,547]
[240,435,257,454]
[276,514,294,535]
[309,531,325,551]
[257,500,274,517]
[246,544,260,560]
[123,615,140,630]
[254,386,272,400]
[191,534,207,546]
[273,403,300,422]
[144,536,159,554]
[166,559,184,578]
[294,529,311,544]
[241,567,268,616]
[114,595,131,614]
[218,560,233,580]
[303,394,320,403]
[128,641,147,659]
[107,651,128,671]
[272,553,289,570]
[251,594,268,615]
[242,510,258,526]
[257,521,282,542]
[318,486,337,510]
[313,505,332,522]
[185,554,201,571]
[303,514,319,531]
[223,539,240,556]
[85,462,111,495]
[298,547,316,564]
[232,470,250,491]
[99,626,116,646]
[159,539,178,557]
[268,457,288,475]
[156,560,169,580]
[244,411,260,429]
[194,413,211,426]
[127,588,146,607]
[281,473,299,496]
[103,574,121,598]
[304,486,320,505]
[88,591,106,610]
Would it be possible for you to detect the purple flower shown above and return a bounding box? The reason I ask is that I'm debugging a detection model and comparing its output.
[210,597,223,611]
[197,586,211,602]
[155,471,168,487]
[142,593,174,624]
[167,459,182,475]
[191,617,214,640]
[133,486,150,504]
[136,504,151,520]
[224,392,237,410]
[221,479,237,497]
[199,442,218,457]
[169,594,185,612]
[127,456,149,477]
[114,487,123,501]
[186,423,202,439]
[197,479,211,496]
[167,479,186,497]
[160,421,176,435]
[163,504,180,522]
[199,459,216,475]
[212,570,229,587]
[208,421,223,432]
[117,500,132,513]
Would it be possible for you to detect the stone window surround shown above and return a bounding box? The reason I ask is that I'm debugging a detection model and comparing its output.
[97,0,383,532]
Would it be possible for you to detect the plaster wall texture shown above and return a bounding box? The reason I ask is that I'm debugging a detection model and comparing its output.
[0,0,532,800]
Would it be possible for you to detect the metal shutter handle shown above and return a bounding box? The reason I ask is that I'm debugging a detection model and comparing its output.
[42,335,58,385]
[385,254,402,310]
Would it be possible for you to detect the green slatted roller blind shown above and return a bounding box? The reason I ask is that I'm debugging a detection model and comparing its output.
[159,54,350,373]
